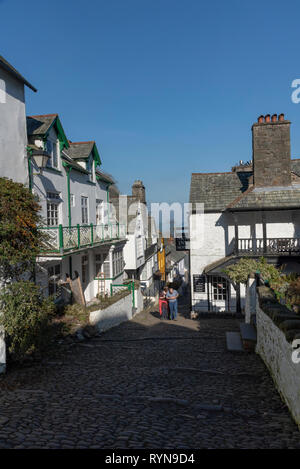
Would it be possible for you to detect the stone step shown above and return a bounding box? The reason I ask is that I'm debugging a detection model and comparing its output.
[226,332,244,352]
[240,323,257,343]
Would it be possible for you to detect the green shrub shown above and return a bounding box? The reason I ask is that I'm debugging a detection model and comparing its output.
[224,257,281,285]
[0,281,55,362]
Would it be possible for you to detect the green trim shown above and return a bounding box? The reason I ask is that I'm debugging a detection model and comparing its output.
[45,116,69,150]
[58,224,64,253]
[26,147,33,192]
[62,158,89,175]
[64,164,72,228]
[92,144,101,167]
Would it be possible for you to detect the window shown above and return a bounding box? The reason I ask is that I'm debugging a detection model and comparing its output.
[70,194,75,207]
[212,276,227,301]
[46,192,60,226]
[48,264,61,298]
[96,200,103,224]
[81,255,89,284]
[95,253,110,278]
[112,249,123,278]
[81,196,88,224]
[46,139,59,168]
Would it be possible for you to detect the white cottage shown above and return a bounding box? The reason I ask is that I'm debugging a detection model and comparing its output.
[26,113,127,303]
[189,113,300,313]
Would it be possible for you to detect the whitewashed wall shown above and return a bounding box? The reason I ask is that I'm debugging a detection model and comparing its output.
[0,68,28,185]
[89,287,144,332]
[256,294,300,428]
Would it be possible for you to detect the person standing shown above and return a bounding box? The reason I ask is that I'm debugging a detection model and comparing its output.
[159,287,169,320]
[166,286,179,320]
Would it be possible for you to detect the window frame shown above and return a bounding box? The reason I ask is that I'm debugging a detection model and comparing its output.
[81,196,89,225]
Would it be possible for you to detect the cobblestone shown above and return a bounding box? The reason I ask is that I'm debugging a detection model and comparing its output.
[0,295,299,448]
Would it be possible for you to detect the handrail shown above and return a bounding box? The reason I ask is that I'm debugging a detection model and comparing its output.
[38,222,126,254]
[237,237,300,255]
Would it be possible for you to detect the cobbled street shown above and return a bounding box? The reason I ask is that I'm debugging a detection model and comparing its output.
[0,295,300,449]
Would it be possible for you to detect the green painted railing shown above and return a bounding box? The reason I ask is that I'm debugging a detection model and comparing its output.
[110,281,135,308]
[39,223,126,254]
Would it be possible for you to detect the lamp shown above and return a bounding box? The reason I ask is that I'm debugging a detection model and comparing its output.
[31,149,50,170]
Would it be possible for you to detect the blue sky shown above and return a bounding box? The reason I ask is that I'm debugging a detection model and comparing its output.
[2,0,300,204]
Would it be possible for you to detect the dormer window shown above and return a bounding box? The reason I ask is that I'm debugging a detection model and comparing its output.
[86,157,95,182]
[46,138,59,169]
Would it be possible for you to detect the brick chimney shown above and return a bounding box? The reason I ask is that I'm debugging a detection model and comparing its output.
[252,114,291,187]
[132,180,146,203]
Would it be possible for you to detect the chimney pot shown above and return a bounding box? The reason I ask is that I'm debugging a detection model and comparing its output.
[265,114,271,123]
[271,114,277,122]
[257,115,264,123]
[278,113,284,121]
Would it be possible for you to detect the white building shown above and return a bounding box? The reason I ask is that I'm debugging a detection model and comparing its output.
[189,113,300,313]
[0,55,36,183]
[111,180,159,297]
[26,113,127,304]
[165,243,187,290]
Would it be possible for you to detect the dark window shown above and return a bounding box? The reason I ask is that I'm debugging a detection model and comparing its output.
[212,276,227,301]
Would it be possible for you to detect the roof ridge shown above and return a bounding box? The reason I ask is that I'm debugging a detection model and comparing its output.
[70,141,95,145]
[192,171,234,175]
[28,113,58,118]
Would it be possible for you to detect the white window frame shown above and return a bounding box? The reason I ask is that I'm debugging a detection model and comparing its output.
[112,248,124,278]
[48,264,61,298]
[81,196,89,224]
[46,191,61,226]
[46,138,60,169]
[95,253,110,278]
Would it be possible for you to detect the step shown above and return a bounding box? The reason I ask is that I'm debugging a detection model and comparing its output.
[226,332,244,352]
[239,323,257,343]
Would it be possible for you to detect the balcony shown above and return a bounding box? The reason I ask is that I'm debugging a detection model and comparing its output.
[39,223,126,255]
[237,238,300,256]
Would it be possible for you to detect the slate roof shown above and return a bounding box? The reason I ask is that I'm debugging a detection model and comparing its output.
[228,185,300,211]
[60,150,89,174]
[0,55,37,92]
[189,171,253,212]
[27,114,57,136]
[190,159,300,212]
[96,169,115,185]
[165,244,186,263]
[145,243,157,260]
[67,141,95,160]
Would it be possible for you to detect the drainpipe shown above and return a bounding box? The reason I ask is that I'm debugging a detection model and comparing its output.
[62,162,72,228]
[62,161,73,278]
[26,146,33,192]
[107,184,110,224]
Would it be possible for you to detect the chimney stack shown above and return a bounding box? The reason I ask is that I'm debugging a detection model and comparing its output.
[132,180,146,204]
[252,114,291,187]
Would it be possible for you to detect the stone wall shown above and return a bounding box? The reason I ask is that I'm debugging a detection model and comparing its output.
[256,286,300,427]
[89,287,144,333]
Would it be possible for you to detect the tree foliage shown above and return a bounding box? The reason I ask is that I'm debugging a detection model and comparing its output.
[224,257,281,284]
[0,281,55,362]
[0,177,44,280]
